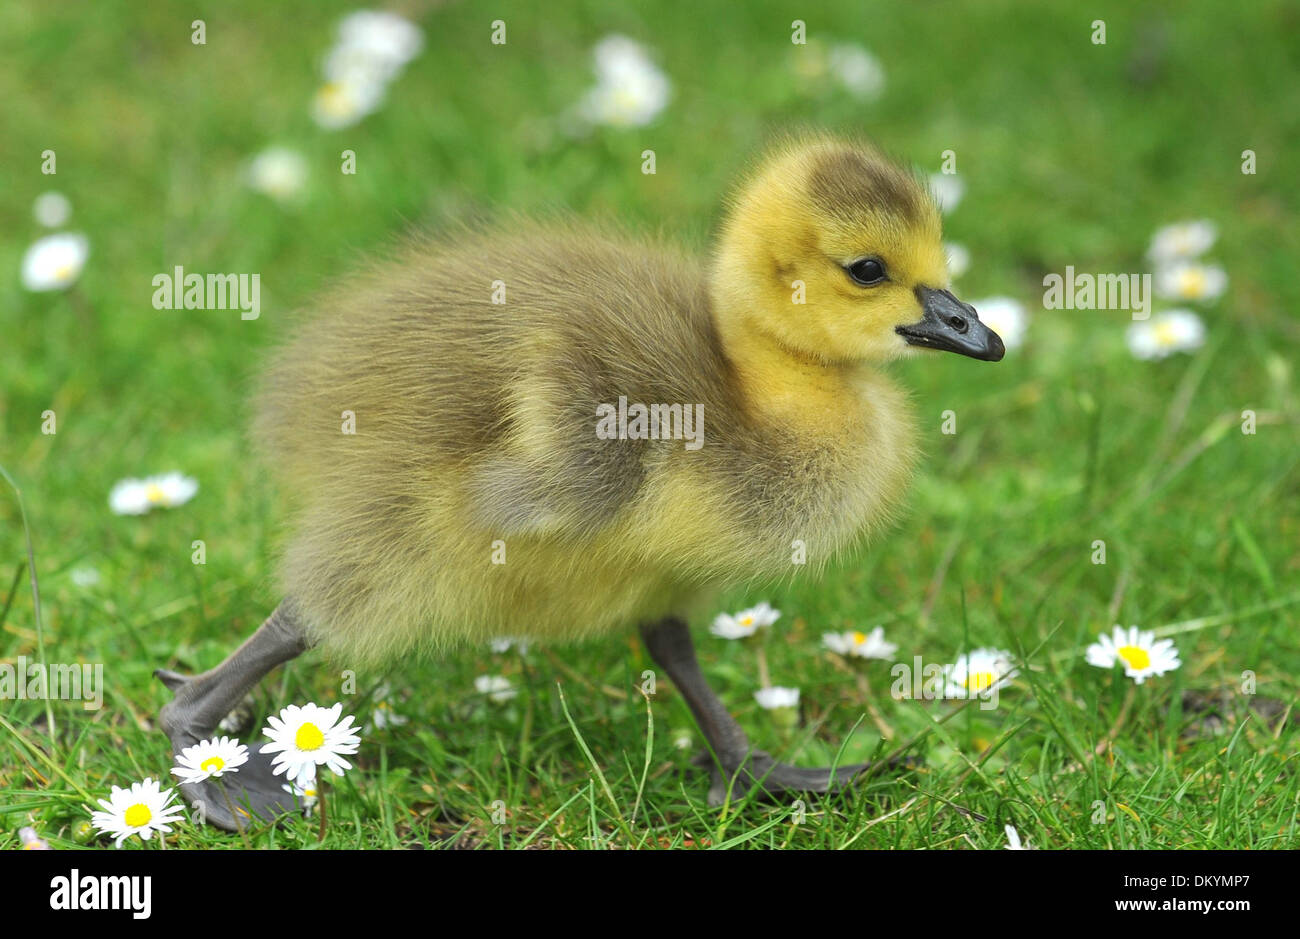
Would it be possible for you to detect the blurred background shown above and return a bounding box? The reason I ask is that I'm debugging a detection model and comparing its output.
[1,0,1297,848]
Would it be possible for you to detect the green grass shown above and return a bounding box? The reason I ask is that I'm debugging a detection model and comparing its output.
[2,0,1298,849]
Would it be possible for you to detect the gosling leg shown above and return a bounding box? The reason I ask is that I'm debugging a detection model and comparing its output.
[156,598,313,831]
[640,616,884,806]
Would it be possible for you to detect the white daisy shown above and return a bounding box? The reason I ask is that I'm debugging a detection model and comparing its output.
[366,697,405,728]
[311,76,387,129]
[170,736,249,784]
[1085,625,1181,685]
[1147,220,1216,265]
[592,34,657,84]
[246,147,308,202]
[21,232,89,291]
[261,702,362,784]
[489,636,531,655]
[822,626,897,660]
[1154,261,1228,303]
[944,242,970,280]
[33,191,72,228]
[1126,309,1205,361]
[281,771,319,815]
[334,9,423,75]
[827,43,885,99]
[322,43,396,90]
[311,10,421,130]
[108,472,199,515]
[69,565,101,588]
[754,686,800,710]
[928,173,964,214]
[18,827,50,850]
[367,684,409,731]
[474,674,517,703]
[89,777,185,848]
[575,35,671,128]
[710,602,780,639]
[942,648,1017,699]
[972,296,1028,351]
[1004,824,1033,850]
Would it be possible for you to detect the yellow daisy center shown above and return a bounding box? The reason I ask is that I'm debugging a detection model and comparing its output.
[54,263,74,280]
[145,483,166,503]
[1117,645,1151,670]
[319,83,349,114]
[1153,321,1181,346]
[852,631,867,645]
[295,721,325,750]
[965,671,996,692]
[739,616,754,627]
[124,803,152,828]
[200,755,225,773]
[1178,269,1207,297]
[610,88,639,120]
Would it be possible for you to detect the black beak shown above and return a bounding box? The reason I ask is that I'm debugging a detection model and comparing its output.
[897,287,1004,362]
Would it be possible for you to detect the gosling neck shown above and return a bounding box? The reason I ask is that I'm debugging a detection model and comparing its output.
[713,304,872,432]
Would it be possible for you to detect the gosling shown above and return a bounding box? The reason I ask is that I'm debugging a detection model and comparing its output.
[157,136,1004,830]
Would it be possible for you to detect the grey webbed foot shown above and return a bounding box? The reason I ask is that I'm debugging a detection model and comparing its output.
[159,670,304,831]
[155,600,312,831]
[640,617,918,809]
[700,749,912,807]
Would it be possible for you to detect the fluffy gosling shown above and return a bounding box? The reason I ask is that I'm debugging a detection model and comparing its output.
[157,136,1003,829]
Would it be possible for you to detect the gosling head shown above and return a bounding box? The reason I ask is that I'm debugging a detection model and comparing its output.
[711,138,1004,364]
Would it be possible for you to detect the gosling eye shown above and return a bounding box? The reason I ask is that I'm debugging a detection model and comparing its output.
[845,257,887,287]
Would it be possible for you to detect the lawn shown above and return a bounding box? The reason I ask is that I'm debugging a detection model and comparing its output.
[1,0,1298,850]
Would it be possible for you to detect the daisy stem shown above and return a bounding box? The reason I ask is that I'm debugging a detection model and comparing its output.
[1095,683,1137,757]
[317,776,328,843]
[755,644,771,689]
[215,778,252,850]
[68,285,99,351]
